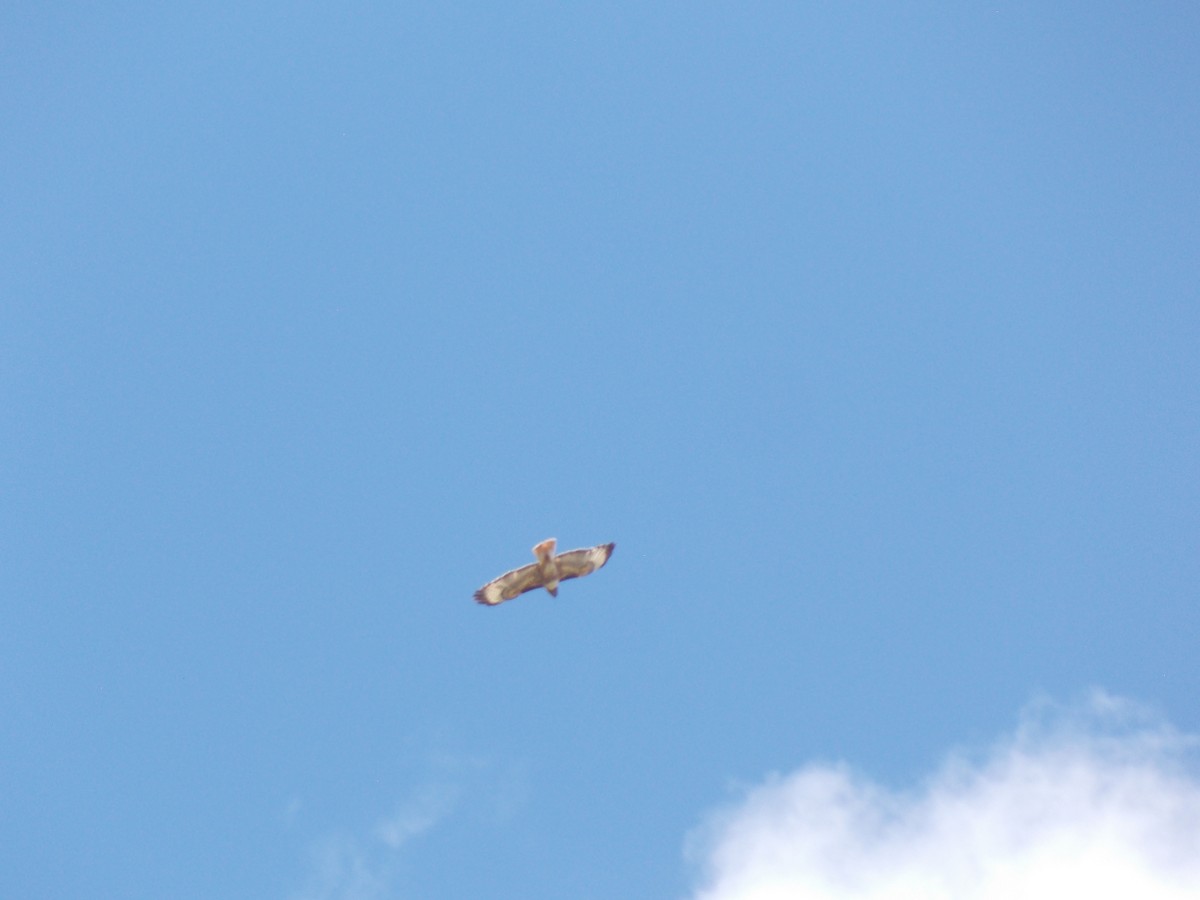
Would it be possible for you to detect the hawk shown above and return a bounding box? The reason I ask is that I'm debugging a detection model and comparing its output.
[474,538,615,605]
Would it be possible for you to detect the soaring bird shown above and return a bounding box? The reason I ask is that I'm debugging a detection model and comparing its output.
[473,538,614,606]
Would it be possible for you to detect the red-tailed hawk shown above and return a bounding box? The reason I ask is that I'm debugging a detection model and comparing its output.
[474,538,614,605]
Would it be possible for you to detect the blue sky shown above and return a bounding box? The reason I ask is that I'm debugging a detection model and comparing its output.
[3,4,1198,898]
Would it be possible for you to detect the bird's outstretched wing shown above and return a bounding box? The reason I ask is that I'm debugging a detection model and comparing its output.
[474,562,546,606]
[555,542,615,581]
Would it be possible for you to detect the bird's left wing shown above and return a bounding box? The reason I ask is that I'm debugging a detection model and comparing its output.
[555,542,615,581]
[474,562,545,606]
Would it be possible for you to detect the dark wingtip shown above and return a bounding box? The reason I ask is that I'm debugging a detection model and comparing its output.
[473,589,491,605]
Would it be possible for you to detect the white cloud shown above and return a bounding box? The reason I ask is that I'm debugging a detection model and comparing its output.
[686,691,1200,900]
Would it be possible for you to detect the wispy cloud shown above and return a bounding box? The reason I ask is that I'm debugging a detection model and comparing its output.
[375,783,460,850]
[291,784,459,900]
[295,834,391,900]
[686,691,1200,899]
[290,754,526,900]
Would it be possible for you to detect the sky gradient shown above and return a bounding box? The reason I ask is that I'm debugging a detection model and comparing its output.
[3,4,1198,898]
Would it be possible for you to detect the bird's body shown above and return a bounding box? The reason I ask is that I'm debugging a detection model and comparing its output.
[474,538,614,605]
[532,538,562,596]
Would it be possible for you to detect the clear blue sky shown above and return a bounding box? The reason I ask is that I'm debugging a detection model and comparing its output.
[3,4,1198,898]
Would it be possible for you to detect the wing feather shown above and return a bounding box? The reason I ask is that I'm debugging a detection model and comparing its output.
[473,562,545,606]
[554,542,615,581]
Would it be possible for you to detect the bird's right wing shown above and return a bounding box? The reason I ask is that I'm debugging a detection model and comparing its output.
[554,543,615,581]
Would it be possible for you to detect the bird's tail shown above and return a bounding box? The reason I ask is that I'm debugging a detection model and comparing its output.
[532,537,557,562]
